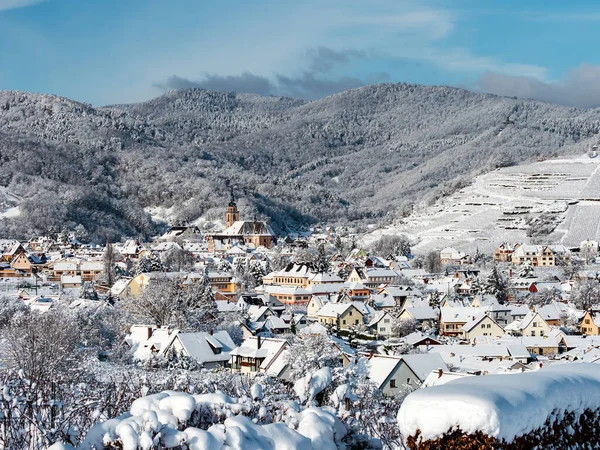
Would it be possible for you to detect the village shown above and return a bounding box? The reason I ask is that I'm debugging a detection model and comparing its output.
[2,195,600,403]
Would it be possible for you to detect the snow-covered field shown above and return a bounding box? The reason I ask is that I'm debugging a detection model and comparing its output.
[366,154,600,254]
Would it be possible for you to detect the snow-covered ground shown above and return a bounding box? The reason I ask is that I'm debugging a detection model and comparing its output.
[0,188,21,218]
[365,154,600,254]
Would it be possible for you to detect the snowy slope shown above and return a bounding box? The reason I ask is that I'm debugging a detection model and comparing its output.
[366,154,600,253]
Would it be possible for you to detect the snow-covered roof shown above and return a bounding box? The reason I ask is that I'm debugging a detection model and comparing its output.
[368,355,402,389]
[421,370,474,388]
[440,306,483,323]
[309,272,344,283]
[316,302,361,318]
[222,221,275,237]
[176,331,236,364]
[401,354,448,383]
[60,275,81,284]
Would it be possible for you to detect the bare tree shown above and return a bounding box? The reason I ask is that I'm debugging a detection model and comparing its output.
[102,240,117,287]
[1,309,81,380]
[571,280,600,311]
[121,275,217,330]
[425,251,442,273]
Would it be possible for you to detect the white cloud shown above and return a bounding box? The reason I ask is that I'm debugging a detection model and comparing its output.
[476,64,600,108]
[420,47,548,80]
[0,0,44,12]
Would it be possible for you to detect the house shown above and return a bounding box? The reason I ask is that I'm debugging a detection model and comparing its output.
[158,226,202,242]
[262,316,291,335]
[440,307,482,337]
[505,311,551,337]
[120,239,145,258]
[229,336,290,378]
[377,285,418,309]
[487,303,512,326]
[440,247,470,265]
[307,295,331,319]
[346,267,400,288]
[342,282,370,300]
[366,311,396,338]
[368,353,448,395]
[9,252,33,274]
[237,293,285,314]
[127,325,178,361]
[261,285,312,305]
[462,313,505,340]
[579,311,600,335]
[281,312,309,331]
[316,303,364,330]
[404,331,443,348]
[422,370,474,388]
[511,245,555,266]
[398,307,439,329]
[60,274,82,289]
[536,302,566,327]
[163,330,236,369]
[264,263,316,288]
[206,271,237,298]
[517,336,566,356]
[493,243,517,263]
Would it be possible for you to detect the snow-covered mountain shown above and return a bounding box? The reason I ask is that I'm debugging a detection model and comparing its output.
[1,83,600,240]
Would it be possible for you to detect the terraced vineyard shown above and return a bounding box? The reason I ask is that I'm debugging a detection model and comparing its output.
[366,154,600,253]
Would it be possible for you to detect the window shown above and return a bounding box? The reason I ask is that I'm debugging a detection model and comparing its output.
[531,331,536,336]
[540,331,545,337]
[586,319,591,324]
[533,322,537,327]
[355,320,359,325]
[481,324,486,329]
[390,379,396,388]
[406,378,411,384]
[343,320,346,325]
[384,319,390,323]
[487,324,491,329]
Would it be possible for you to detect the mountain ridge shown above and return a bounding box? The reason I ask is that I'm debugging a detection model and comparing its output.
[1,83,599,241]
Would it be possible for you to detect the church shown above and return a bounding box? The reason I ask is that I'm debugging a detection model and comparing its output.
[206,197,275,252]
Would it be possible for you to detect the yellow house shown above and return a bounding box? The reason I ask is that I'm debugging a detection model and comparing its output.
[317,303,364,329]
[10,253,33,274]
[462,313,505,340]
[580,311,600,335]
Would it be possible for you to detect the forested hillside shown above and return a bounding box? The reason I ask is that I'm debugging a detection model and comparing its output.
[1,84,599,241]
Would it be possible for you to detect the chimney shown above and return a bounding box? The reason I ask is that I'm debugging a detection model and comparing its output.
[210,329,213,335]
[438,368,443,378]
[257,335,262,349]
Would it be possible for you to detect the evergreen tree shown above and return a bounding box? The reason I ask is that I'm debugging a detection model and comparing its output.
[428,290,442,308]
[134,255,152,275]
[316,243,330,273]
[484,265,509,304]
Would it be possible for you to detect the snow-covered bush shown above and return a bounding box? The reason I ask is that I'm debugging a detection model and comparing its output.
[399,363,600,449]
[75,390,347,450]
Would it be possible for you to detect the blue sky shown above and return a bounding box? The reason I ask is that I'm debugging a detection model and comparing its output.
[1,0,600,107]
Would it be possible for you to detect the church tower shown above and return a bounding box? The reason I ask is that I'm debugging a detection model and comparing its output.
[225,189,239,229]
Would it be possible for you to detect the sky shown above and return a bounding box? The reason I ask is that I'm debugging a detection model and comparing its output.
[1,0,600,107]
